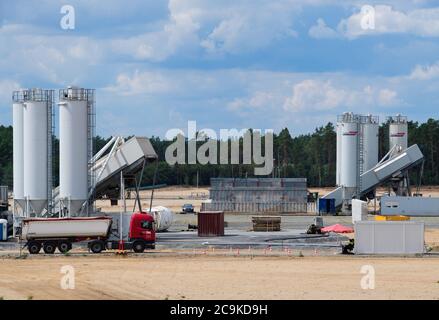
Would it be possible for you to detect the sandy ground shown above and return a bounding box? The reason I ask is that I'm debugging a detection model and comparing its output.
[1,254,439,300]
[3,186,439,300]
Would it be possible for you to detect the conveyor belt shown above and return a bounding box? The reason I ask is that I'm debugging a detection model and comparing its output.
[322,144,424,207]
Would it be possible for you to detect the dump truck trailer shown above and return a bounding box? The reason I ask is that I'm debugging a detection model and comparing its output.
[20,213,156,254]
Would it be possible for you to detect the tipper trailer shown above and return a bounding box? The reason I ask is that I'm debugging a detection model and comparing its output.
[20,212,156,254]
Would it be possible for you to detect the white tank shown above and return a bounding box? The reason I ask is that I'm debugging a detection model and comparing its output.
[389,115,408,152]
[148,206,174,232]
[59,94,89,216]
[13,102,24,207]
[361,115,379,173]
[340,116,359,188]
[23,99,48,215]
[336,122,342,186]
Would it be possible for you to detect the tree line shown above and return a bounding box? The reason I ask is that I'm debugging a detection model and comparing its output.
[0,118,438,189]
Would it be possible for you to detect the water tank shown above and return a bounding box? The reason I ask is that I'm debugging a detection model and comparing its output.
[23,92,48,215]
[340,114,359,188]
[148,206,174,231]
[336,122,342,186]
[389,115,408,152]
[12,102,25,208]
[361,115,379,173]
[59,88,89,215]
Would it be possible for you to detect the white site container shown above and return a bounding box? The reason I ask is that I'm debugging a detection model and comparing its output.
[355,221,424,255]
[352,199,368,223]
[20,217,112,240]
[380,195,439,216]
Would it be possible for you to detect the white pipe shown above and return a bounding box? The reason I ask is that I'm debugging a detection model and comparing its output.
[90,136,117,164]
[82,137,123,208]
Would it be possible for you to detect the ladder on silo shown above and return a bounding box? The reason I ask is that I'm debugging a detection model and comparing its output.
[47,90,55,216]
[85,89,96,216]
[357,121,364,198]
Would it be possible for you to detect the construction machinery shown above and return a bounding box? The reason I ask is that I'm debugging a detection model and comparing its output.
[20,212,156,254]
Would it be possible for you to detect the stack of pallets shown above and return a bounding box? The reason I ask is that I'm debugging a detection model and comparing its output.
[252,216,281,232]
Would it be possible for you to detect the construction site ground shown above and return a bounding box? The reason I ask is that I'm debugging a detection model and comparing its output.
[2,186,439,300]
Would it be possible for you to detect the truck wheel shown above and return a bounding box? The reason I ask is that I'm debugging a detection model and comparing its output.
[58,241,71,254]
[132,241,145,253]
[43,242,56,254]
[28,241,41,254]
[90,240,104,254]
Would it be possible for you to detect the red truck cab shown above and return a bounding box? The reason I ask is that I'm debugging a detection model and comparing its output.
[127,212,156,252]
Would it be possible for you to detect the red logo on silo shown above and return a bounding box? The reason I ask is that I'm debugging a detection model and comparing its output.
[343,131,358,136]
[391,132,406,137]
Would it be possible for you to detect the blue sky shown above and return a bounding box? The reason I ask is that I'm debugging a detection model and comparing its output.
[1,0,439,137]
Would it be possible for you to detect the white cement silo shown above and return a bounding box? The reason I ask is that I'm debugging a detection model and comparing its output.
[340,114,359,189]
[336,122,342,186]
[58,87,90,216]
[361,115,379,173]
[23,91,49,215]
[12,102,25,209]
[389,114,408,152]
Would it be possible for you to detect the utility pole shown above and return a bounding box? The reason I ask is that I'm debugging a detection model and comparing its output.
[119,171,125,247]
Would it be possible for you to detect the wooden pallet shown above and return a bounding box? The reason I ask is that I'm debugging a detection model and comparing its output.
[252,216,281,232]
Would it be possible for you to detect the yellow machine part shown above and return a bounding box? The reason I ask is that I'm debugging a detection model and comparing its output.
[375,215,410,221]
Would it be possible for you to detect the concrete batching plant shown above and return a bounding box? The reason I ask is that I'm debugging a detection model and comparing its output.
[335,113,379,212]
[12,87,94,218]
[322,112,423,214]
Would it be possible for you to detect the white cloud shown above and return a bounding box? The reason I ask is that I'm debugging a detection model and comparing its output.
[111,3,201,61]
[308,18,339,39]
[104,68,243,97]
[110,0,300,59]
[378,88,398,106]
[338,5,439,39]
[0,80,21,102]
[104,70,173,96]
[409,61,439,80]
[0,24,104,85]
[283,80,347,111]
[228,91,276,110]
[283,79,400,111]
[200,1,298,54]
